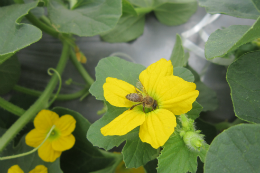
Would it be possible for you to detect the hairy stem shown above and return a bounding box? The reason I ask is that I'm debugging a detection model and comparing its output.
[0,42,69,153]
[0,97,25,116]
[69,49,94,85]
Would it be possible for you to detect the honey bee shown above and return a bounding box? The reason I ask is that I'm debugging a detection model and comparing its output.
[126,81,158,112]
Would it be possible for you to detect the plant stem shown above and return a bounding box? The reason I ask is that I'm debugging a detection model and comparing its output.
[13,85,89,101]
[0,42,70,153]
[135,7,153,15]
[215,118,246,131]
[69,49,94,85]
[0,97,25,116]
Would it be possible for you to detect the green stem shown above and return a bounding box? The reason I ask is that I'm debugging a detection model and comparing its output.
[135,7,153,15]
[0,97,25,116]
[13,85,89,101]
[215,118,246,131]
[0,42,70,153]
[69,49,94,85]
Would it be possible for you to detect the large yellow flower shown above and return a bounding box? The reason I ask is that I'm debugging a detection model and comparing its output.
[101,59,199,149]
[25,110,76,162]
[8,165,47,173]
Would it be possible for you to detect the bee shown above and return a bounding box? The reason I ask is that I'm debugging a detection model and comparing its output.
[126,81,158,112]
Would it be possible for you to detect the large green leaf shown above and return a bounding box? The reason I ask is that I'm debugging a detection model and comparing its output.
[87,103,158,168]
[170,34,187,67]
[157,133,208,173]
[252,0,260,11]
[89,57,145,101]
[47,0,122,37]
[154,1,197,26]
[0,1,42,57]
[198,0,260,19]
[174,67,194,82]
[186,101,203,120]
[122,0,138,15]
[226,51,260,123]
[205,17,260,60]
[100,14,145,43]
[205,124,260,173]
[52,107,115,173]
[0,136,62,173]
[0,55,21,95]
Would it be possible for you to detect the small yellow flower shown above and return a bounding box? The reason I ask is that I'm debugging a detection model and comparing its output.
[29,165,48,173]
[8,165,24,173]
[25,110,76,162]
[101,58,199,149]
[8,165,47,173]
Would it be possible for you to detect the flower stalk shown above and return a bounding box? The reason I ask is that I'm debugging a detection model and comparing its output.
[0,97,25,116]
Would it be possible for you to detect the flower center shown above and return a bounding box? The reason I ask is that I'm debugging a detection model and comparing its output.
[48,128,60,141]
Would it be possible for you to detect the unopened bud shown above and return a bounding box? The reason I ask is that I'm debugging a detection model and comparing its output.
[183,131,204,151]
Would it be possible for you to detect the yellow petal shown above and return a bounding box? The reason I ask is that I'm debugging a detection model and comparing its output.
[103,77,137,107]
[25,129,46,148]
[101,107,146,136]
[34,110,59,132]
[54,115,76,136]
[8,165,24,173]
[29,165,47,173]
[38,140,62,162]
[139,109,176,149]
[139,58,173,96]
[52,134,75,151]
[156,76,199,115]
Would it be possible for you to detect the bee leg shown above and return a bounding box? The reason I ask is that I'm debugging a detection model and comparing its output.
[130,103,142,110]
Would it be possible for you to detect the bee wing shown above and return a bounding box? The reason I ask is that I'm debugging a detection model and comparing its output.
[136,80,148,95]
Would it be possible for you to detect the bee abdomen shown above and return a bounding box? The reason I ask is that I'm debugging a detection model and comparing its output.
[126,93,142,102]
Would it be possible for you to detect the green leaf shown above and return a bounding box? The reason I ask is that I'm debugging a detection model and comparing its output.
[252,0,260,11]
[154,1,197,26]
[87,103,158,168]
[122,138,159,168]
[0,1,42,57]
[198,0,260,19]
[186,101,203,120]
[123,0,138,15]
[47,0,122,37]
[170,34,187,67]
[0,55,21,95]
[188,66,218,112]
[127,0,153,8]
[0,53,13,65]
[157,133,208,173]
[89,57,145,100]
[174,67,194,82]
[205,17,260,60]
[0,136,62,173]
[144,159,158,173]
[226,51,260,123]
[205,124,260,173]
[52,107,115,172]
[100,14,145,43]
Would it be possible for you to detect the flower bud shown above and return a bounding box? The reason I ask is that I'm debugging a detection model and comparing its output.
[183,131,204,151]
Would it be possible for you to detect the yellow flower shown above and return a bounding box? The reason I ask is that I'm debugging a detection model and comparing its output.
[8,165,24,173]
[101,59,199,149]
[25,110,76,162]
[8,165,47,173]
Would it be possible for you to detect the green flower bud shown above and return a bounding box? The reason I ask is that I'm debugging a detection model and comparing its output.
[183,131,204,151]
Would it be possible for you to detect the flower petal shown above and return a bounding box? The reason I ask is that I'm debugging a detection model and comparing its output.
[139,59,173,96]
[52,134,75,151]
[54,115,76,136]
[103,77,137,107]
[156,76,199,115]
[101,107,146,136]
[25,129,46,148]
[139,109,176,149]
[8,165,24,173]
[34,110,59,132]
[29,165,47,173]
[38,140,62,162]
